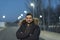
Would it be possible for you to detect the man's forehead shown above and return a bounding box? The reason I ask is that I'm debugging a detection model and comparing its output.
[26,15,32,17]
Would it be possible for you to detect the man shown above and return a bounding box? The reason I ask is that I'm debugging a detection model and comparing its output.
[16,13,40,40]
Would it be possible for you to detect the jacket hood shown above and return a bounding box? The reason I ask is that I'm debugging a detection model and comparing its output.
[18,18,39,26]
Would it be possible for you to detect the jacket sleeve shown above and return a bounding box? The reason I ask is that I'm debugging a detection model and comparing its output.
[16,25,30,39]
[27,25,40,40]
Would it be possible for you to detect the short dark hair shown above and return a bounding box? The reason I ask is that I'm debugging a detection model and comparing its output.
[26,13,33,17]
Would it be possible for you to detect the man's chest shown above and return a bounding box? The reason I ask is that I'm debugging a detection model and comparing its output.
[21,24,36,33]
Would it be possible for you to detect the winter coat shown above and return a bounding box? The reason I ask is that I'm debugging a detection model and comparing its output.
[16,18,40,40]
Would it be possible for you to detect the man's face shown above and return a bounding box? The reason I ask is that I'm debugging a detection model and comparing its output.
[26,15,33,23]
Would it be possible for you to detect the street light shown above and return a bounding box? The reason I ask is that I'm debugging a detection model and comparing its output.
[40,15,42,18]
[21,14,23,16]
[39,15,42,24]
[18,16,21,20]
[2,16,5,19]
[24,11,27,14]
[30,3,35,17]
[30,3,35,8]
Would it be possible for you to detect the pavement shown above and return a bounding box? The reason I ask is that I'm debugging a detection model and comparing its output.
[0,27,18,40]
[40,31,60,40]
[0,27,6,31]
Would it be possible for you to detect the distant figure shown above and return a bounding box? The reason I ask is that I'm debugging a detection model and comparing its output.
[16,13,40,40]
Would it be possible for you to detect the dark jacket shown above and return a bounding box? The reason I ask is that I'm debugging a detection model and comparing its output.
[16,18,40,40]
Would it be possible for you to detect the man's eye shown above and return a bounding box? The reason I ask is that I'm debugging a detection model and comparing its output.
[29,18,32,19]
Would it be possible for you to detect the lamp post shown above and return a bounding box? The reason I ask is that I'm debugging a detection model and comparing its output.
[30,3,35,17]
[2,15,6,22]
[40,15,42,18]
[59,16,60,23]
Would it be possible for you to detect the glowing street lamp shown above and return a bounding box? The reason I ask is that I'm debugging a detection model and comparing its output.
[2,16,5,19]
[21,14,23,16]
[18,16,21,20]
[30,3,35,17]
[24,11,27,14]
[40,15,42,18]
[30,3,35,8]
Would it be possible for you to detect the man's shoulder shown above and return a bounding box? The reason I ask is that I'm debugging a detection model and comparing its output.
[34,24,40,28]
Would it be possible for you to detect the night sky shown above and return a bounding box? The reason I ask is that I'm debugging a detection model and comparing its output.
[0,0,59,22]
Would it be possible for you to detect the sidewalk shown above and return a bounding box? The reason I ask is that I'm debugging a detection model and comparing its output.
[40,31,60,40]
[0,27,6,31]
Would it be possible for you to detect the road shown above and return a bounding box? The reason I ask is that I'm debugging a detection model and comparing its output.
[0,26,45,40]
[0,26,18,40]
